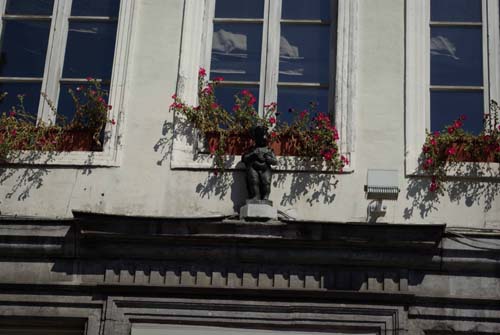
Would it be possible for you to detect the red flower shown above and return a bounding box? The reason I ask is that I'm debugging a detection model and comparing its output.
[426,158,433,165]
[8,111,16,117]
[86,77,93,81]
[460,114,467,121]
[202,85,213,94]
[213,76,224,82]
[211,103,219,109]
[300,110,308,119]
[198,68,206,77]
[241,89,250,96]
[171,94,177,99]
[269,116,276,125]
[422,145,430,153]
[447,126,455,134]
[313,134,320,142]
[248,96,257,105]
[453,120,463,128]
[108,105,112,110]
[430,138,437,146]
[341,155,349,165]
[270,131,277,139]
[429,181,439,192]
[232,105,239,112]
[111,119,116,125]
[433,131,440,137]
[10,129,17,137]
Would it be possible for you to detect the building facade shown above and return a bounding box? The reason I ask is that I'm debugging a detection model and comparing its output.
[0,0,499,334]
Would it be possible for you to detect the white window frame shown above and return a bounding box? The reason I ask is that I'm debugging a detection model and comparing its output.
[171,0,358,172]
[406,0,500,176]
[0,0,135,166]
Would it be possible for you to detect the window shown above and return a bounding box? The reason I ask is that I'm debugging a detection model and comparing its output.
[406,0,500,172]
[172,0,358,171]
[202,0,335,124]
[0,0,134,165]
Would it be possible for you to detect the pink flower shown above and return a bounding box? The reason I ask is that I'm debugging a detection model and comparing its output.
[446,147,457,156]
[202,85,213,95]
[322,150,333,161]
[232,105,240,112]
[241,89,250,96]
[426,158,433,165]
[430,138,437,146]
[198,68,206,77]
[269,116,276,125]
[341,155,349,165]
[433,131,440,137]
[447,126,455,134]
[453,120,463,128]
[248,96,257,105]
[209,142,217,155]
[171,94,177,99]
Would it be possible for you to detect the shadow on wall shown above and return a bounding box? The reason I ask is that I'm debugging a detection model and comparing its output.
[0,150,99,203]
[404,163,500,220]
[274,171,338,207]
[195,170,247,214]
[154,120,175,167]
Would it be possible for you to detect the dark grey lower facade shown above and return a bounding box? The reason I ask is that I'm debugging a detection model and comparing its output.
[0,213,499,334]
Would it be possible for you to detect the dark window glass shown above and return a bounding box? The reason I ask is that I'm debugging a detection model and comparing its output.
[5,0,54,15]
[71,0,120,17]
[431,0,481,22]
[57,83,110,123]
[0,20,51,77]
[214,85,259,113]
[282,0,331,21]
[431,91,484,134]
[430,27,483,86]
[277,86,329,124]
[215,0,264,19]
[279,24,331,83]
[0,82,42,119]
[62,22,118,79]
[210,23,263,82]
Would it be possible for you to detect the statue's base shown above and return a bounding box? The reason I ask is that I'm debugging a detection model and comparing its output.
[240,200,277,221]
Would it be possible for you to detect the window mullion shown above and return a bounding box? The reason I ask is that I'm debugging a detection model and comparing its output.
[482,0,490,116]
[39,0,73,124]
[487,0,500,107]
[200,0,215,73]
[261,0,280,115]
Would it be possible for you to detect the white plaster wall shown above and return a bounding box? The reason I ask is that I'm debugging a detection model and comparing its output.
[0,0,499,227]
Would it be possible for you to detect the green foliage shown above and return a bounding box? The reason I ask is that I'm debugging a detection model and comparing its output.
[420,101,500,193]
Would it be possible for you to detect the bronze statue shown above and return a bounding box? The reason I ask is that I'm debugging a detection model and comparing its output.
[242,126,278,201]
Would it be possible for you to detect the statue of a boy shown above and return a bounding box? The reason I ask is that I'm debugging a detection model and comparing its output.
[242,126,278,201]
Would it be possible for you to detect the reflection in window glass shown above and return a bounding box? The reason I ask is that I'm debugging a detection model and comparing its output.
[71,0,120,17]
[5,0,54,15]
[279,25,330,83]
[215,0,264,19]
[0,21,51,77]
[430,27,483,86]
[431,0,481,22]
[63,22,118,79]
[211,23,263,82]
[277,86,329,124]
[431,91,484,134]
[214,85,259,114]
[0,82,42,119]
[282,0,331,21]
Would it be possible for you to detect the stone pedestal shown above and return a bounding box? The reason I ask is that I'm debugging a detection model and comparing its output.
[239,199,278,221]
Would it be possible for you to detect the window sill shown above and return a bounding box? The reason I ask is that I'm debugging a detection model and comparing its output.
[171,151,354,173]
[406,153,500,179]
[0,149,121,167]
